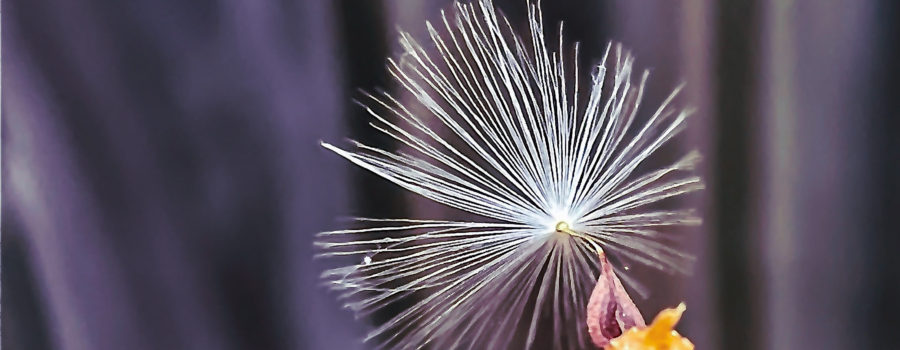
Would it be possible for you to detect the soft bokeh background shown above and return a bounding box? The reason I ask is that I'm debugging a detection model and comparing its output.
[3,0,898,349]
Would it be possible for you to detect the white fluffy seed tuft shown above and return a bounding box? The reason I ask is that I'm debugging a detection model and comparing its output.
[318,1,703,348]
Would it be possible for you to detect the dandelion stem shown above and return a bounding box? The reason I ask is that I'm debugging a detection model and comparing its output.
[555,221,605,256]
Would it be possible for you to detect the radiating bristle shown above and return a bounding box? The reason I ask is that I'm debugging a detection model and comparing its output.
[318,0,702,348]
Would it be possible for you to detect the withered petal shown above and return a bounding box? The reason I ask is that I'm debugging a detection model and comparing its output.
[586,252,646,348]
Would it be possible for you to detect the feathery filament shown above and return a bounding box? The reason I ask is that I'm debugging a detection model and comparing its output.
[318,1,703,348]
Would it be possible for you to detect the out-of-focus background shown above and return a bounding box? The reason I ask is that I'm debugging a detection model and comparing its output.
[3,0,898,349]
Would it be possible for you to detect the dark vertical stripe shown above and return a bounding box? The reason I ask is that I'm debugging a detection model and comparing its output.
[335,0,406,218]
[0,220,53,350]
[713,1,762,349]
[866,1,900,348]
[334,1,409,343]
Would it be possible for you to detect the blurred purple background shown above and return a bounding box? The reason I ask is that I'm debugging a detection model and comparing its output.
[3,0,898,349]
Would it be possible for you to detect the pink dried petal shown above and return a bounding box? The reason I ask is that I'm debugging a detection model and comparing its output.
[586,252,646,348]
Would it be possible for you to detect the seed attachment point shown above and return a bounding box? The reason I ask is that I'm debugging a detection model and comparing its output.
[555,221,573,234]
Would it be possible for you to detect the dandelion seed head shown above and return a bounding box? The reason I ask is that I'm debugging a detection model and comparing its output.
[317,0,703,348]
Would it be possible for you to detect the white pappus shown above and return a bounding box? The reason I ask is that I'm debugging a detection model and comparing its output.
[317,0,703,349]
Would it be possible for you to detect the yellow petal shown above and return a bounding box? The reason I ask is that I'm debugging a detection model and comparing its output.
[605,303,694,350]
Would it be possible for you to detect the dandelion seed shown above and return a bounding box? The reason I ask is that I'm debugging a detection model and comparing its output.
[317,0,703,348]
